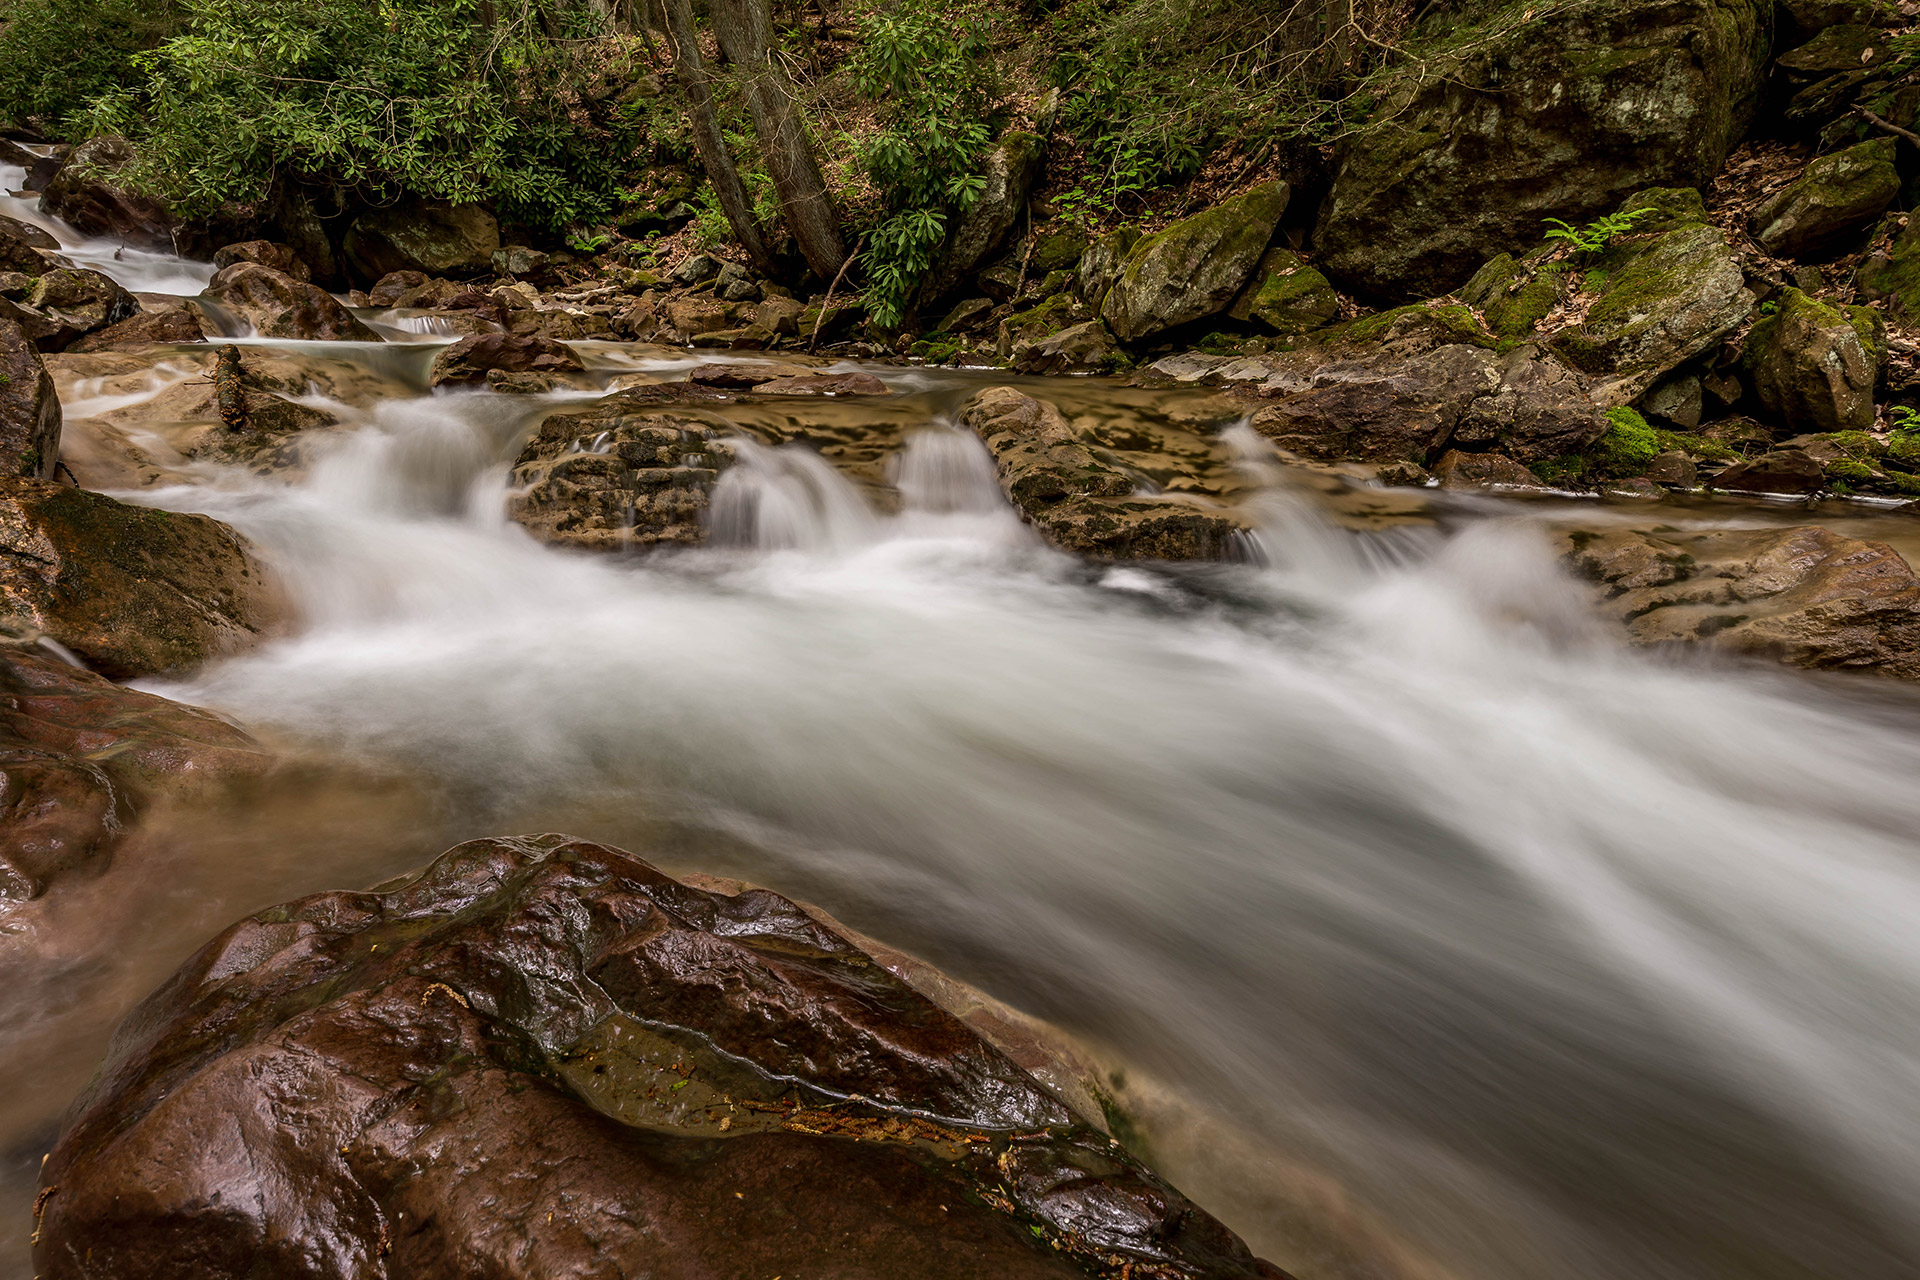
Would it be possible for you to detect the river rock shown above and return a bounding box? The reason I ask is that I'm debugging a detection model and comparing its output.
[508,398,735,551]
[1711,446,1827,493]
[1547,216,1753,404]
[342,200,499,282]
[750,371,890,395]
[20,268,137,351]
[205,263,379,341]
[1750,138,1900,259]
[1313,0,1768,300]
[1076,227,1139,313]
[1227,249,1343,336]
[0,479,282,678]
[0,313,60,478]
[1853,214,1920,319]
[1010,319,1123,375]
[367,270,429,307]
[1432,449,1543,489]
[64,309,205,352]
[919,131,1046,305]
[210,239,312,282]
[39,136,174,254]
[32,833,1287,1280]
[1743,287,1882,434]
[1247,344,1605,465]
[0,648,265,900]
[1561,524,1920,677]
[0,215,55,275]
[1101,182,1289,343]
[962,386,1248,558]
[428,333,584,388]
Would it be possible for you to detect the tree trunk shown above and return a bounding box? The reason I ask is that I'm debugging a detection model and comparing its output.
[660,0,780,276]
[707,0,846,282]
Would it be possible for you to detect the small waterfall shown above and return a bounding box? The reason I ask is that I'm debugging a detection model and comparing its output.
[708,437,878,551]
[0,163,215,295]
[891,426,1005,514]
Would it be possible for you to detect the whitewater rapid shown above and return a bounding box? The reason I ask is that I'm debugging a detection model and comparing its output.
[105,382,1920,1280]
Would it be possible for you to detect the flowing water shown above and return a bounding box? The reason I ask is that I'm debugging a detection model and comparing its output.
[7,194,1920,1280]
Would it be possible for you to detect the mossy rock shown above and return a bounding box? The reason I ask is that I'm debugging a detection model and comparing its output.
[1459,253,1564,340]
[1028,229,1089,276]
[1315,302,1502,351]
[1101,182,1289,342]
[1852,215,1920,318]
[1616,187,1710,231]
[1226,248,1342,336]
[1749,138,1900,259]
[1743,287,1882,434]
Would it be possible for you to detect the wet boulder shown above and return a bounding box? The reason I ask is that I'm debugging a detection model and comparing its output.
[962,386,1250,558]
[20,267,138,351]
[1711,446,1827,493]
[508,398,736,551]
[0,478,283,678]
[1743,287,1882,434]
[1432,449,1543,489]
[1101,182,1289,342]
[64,309,206,352]
[1561,524,1920,677]
[1227,248,1343,336]
[918,131,1046,305]
[428,333,584,388]
[749,371,891,395]
[342,200,499,282]
[0,214,57,275]
[210,239,312,282]
[1010,319,1124,375]
[205,263,379,341]
[1313,0,1768,300]
[1749,139,1900,259]
[366,270,429,307]
[0,648,265,900]
[39,136,175,253]
[1546,216,1753,404]
[0,312,60,478]
[32,833,1287,1280]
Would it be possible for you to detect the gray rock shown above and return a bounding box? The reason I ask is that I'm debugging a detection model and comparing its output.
[673,253,723,286]
[1102,183,1288,342]
[1749,139,1900,259]
[0,312,59,478]
[39,136,175,253]
[342,200,500,281]
[1743,287,1882,434]
[1313,0,1769,300]
[919,132,1046,305]
[1010,319,1122,375]
[1639,373,1705,428]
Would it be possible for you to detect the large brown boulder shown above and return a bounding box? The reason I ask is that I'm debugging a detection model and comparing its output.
[428,332,584,387]
[1562,524,1920,676]
[1313,0,1770,300]
[32,833,1288,1280]
[342,200,500,282]
[204,263,379,341]
[1743,287,1883,434]
[63,309,205,352]
[20,267,138,351]
[39,137,175,254]
[210,239,312,282]
[0,214,57,275]
[962,386,1249,558]
[0,648,265,900]
[0,313,60,478]
[0,479,283,678]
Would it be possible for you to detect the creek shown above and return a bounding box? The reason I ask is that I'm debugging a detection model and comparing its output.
[6,179,1920,1280]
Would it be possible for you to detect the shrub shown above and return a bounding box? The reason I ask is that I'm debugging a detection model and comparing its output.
[850,0,997,328]
[78,0,646,232]
[0,0,178,131]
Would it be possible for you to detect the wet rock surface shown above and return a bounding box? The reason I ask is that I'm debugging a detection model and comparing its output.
[0,648,265,900]
[64,308,205,352]
[1561,523,1920,677]
[32,833,1288,1280]
[428,332,585,388]
[963,386,1249,558]
[0,313,60,479]
[204,263,379,341]
[508,396,736,551]
[38,137,175,254]
[0,478,283,678]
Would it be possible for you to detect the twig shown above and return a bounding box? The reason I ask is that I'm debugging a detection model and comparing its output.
[1859,107,1920,147]
[809,234,864,353]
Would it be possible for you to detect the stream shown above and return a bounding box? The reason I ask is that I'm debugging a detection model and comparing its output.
[6,172,1920,1280]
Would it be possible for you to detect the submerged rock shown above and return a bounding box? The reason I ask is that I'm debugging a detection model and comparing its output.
[205,263,379,341]
[1313,0,1768,300]
[508,398,735,551]
[0,479,283,678]
[962,386,1248,558]
[1561,524,1920,677]
[32,833,1288,1280]
[0,313,60,478]
[0,648,265,900]
[1101,182,1289,342]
